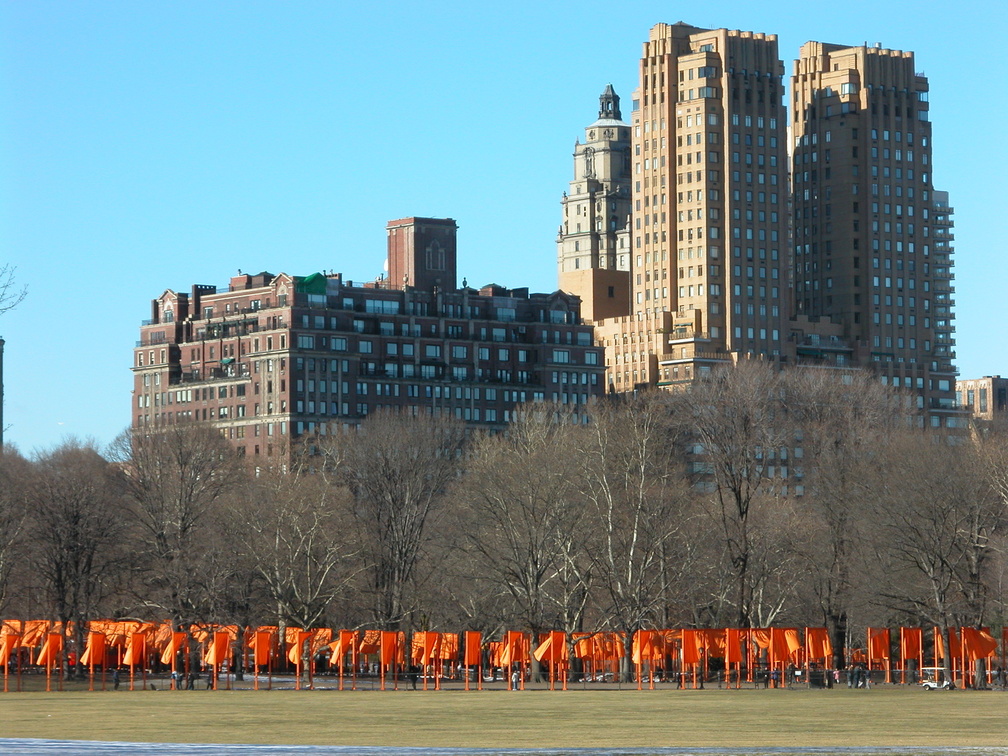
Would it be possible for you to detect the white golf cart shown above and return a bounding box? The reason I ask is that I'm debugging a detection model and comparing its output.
[919,667,954,690]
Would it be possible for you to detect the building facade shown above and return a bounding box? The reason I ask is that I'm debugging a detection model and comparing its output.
[790,41,958,422]
[957,376,1008,423]
[560,25,960,423]
[132,218,605,462]
[577,23,793,392]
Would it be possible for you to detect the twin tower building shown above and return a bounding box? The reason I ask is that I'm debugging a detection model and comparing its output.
[558,23,956,424]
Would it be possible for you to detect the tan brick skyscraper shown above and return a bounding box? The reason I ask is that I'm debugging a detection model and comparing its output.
[605,23,790,390]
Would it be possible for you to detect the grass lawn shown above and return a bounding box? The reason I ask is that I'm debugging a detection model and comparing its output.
[0,683,1006,748]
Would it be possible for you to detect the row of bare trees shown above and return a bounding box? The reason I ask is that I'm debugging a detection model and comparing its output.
[0,363,1005,678]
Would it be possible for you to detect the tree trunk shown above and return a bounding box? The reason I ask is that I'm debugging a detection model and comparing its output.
[973,658,988,690]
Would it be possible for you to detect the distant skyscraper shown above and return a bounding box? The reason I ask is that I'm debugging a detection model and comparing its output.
[598,23,791,391]
[557,85,632,322]
[557,26,963,422]
[791,41,958,421]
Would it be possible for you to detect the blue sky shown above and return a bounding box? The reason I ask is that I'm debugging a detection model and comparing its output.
[1,0,1005,454]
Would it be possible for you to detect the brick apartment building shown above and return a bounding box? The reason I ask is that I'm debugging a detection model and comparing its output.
[132,218,605,462]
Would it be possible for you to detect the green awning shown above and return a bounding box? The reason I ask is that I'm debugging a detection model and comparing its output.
[296,272,327,295]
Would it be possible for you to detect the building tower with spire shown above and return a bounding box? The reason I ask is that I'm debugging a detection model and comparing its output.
[557,85,633,322]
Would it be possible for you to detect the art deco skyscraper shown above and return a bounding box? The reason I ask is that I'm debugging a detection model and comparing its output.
[607,23,791,389]
[791,42,958,421]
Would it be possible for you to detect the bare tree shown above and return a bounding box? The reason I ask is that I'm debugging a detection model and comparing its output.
[684,361,791,627]
[111,423,245,626]
[870,428,1003,680]
[579,393,695,680]
[324,411,465,630]
[237,450,357,628]
[0,265,27,317]
[28,441,127,677]
[788,369,904,663]
[0,449,30,613]
[463,411,590,653]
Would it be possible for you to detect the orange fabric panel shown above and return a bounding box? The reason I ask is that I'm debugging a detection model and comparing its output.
[749,628,771,650]
[572,633,593,661]
[80,632,106,667]
[949,627,961,657]
[551,631,568,662]
[22,621,50,648]
[682,629,701,665]
[439,633,458,661]
[961,627,998,660]
[152,620,174,651]
[595,633,616,662]
[532,631,567,663]
[783,628,802,659]
[868,627,890,660]
[160,631,188,666]
[464,631,481,666]
[768,628,790,664]
[0,633,20,665]
[933,627,962,660]
[190,625,213,646]
[212,631,231,666]
[900,627,922,662]
[307,629,332,656]
[35,633,63,666]
[724,628,743,664]
[358,630,380,655]
[498,635,512,667]
[286,629,311,665]
[123,633,146,667]
[500,631,526,666]
[380,631,399,668]
[1,619,24,637]
[251,631,273,666]
[327,638,344,665]
[805,627,832,662]
[426,632,443,665]
[701,629,725,658]
[488,641,502,667]
[532,634,552,663]
[411,631,438,665]
[631,631,643,664]
[339,630,357,660]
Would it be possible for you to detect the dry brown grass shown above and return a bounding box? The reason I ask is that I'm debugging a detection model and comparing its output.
[1,683,1006,748]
